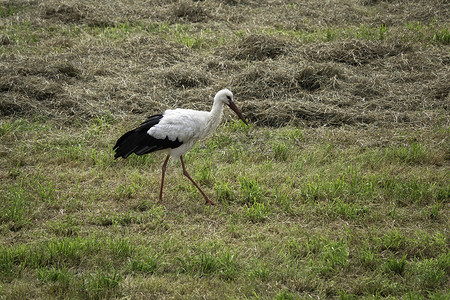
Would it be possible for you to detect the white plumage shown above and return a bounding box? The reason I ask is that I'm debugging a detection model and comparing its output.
[148,109,212,158]
[114,89,247,205]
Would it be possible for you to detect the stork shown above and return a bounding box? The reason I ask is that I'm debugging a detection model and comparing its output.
[113,89,247,205]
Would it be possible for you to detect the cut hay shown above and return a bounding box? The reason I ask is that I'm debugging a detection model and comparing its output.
[0,0,448,130]
[223,34,293,61]
[171,1,209,23]
[305,40,412,65]
[241,98,375,127]
[163,64,210,89]
[231,60,344,100]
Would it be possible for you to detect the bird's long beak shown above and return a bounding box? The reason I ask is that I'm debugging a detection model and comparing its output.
[227,101,248,125]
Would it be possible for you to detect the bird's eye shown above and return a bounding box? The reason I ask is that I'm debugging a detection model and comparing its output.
[226,95,232,101]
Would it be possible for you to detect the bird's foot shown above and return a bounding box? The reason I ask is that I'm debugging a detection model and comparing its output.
[205,198,216,206]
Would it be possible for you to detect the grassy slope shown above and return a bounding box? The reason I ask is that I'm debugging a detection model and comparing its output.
[1,0,449,299]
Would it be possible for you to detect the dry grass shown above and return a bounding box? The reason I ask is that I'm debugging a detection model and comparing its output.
[223,34,293,61]
[305,40,412,66]
[1,0,449,128]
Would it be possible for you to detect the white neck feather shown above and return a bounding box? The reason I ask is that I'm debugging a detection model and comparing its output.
[203,99,225,138]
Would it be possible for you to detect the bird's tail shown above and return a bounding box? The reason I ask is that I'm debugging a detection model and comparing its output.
[113,115,182,159]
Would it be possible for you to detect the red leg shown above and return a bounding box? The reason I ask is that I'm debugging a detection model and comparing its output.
[159,154,170,202]
[180,156,215,205]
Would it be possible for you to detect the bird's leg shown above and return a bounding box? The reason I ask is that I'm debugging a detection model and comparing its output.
[159,154,171,203]
[179,156,215,206]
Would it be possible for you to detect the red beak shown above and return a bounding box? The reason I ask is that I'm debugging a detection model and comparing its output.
[227,101,248,125]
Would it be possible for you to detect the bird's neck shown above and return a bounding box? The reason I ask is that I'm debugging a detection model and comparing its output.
[204,100,224,137]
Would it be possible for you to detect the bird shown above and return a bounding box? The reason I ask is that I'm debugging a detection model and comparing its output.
[113,89,247,205]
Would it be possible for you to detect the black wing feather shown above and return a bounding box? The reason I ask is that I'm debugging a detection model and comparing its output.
[113,114,183,159]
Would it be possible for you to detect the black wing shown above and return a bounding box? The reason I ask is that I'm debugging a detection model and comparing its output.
[113,114,183,159]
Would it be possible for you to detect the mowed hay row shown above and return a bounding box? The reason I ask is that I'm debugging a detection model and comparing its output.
[33,0,450,27]
[0,0,449,128]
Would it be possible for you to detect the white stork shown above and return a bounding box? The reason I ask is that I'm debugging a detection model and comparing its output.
[113,89,247,205]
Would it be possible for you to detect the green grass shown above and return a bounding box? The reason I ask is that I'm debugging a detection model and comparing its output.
[177,248,238,279]
[1,17,448,56]
[1,118,448,298]
[270,22,449,44]
[0,5,21,17]
[128,20,450,46]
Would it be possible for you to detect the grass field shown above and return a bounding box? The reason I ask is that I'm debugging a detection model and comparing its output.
[1,0,449,299]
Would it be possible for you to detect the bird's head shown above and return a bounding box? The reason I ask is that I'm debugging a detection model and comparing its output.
[215,89,248,125]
